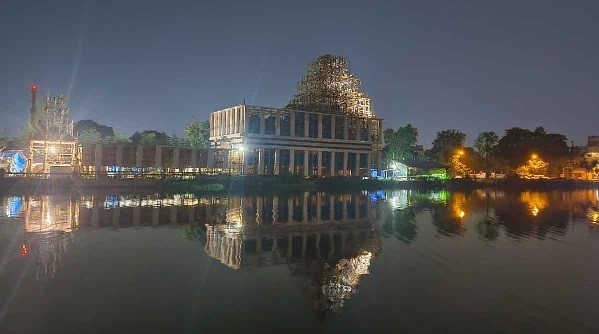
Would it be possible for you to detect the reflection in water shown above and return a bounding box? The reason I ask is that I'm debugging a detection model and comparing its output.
[3,188,599,317]
[4,192,383,314]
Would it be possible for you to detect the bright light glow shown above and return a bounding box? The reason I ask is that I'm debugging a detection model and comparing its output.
[531,154,538,159]
[457,149,465,156]
[458,210,465,218]
[238,145,245,152]
[48,146,57,154]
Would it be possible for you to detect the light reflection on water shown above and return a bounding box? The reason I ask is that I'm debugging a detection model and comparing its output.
[1,189,599,332]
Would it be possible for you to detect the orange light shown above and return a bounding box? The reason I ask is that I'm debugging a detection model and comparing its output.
[531,154,538,159]
[21,244,28,257]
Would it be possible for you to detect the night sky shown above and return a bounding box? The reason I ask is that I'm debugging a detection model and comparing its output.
[1,0,598,147]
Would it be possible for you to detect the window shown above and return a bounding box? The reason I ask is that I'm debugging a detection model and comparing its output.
[359,119,368,141]
[347,117,357,140]
[335,116,345,139]
[248,110,260,134]
[308,113,318,138]
[295,112,305,137]
[322,115,332,139]
[280,111,291,136]
[264,110,275,135]
[371,120,380,143]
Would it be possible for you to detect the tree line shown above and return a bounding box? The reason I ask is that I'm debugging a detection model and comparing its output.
[74,119,211,148]
[383,125,576,176]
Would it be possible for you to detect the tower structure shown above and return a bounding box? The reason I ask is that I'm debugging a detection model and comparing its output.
[286,55,373,118]
[27,85,78,173]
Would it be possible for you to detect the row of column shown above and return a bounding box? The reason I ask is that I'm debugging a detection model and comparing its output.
[245,147,382,176]
[211,106,245,137]
[254,109,382,144]
[92,144,229,170]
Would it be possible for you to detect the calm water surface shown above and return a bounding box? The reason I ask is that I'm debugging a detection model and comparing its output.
[1,189,599,333]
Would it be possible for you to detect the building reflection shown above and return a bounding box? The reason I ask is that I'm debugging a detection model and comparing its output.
[204,193,383,314]
[8,192,383,313]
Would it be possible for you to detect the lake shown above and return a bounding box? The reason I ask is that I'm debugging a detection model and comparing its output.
[1,189,599,333]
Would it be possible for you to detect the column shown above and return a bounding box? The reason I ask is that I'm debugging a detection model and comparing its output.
[207,148,215,169]
[289,148,295,174]
[330,151,335,177]
[316,233,321,258]
[256,197,263,224]
[136,146,143,167]
[275,110,281,136]
[116,145,124,167]
[272,196,279,224]
[302,194,308,223]
[94,144,102,171]
[242,149,249,175]
[377,151,383,171]
[317,114,323,138]
[222,149,229,170]
[241,106,247,134]
[303,150,309,177]
[287,235,293,259]
[343,151,348,176]
[342,196,348,220]
[290,111,295,137]
[316,194,321,222]
[257,148,264,175]
[259,109,265,135]
[367,119,372,142]
[173,148,181,170]
[301,234,307,260]
[343,117,349,140]
[329,196,334,221]
[304,112,309,138]
[288,198,294,223]
[154,146,162,168]
[317,151,322,176]
[366,152,372,175]
[355,153,361,177]
[233,108,238,133]
[274,149,280,176]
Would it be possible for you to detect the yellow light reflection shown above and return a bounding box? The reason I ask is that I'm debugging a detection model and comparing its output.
[520,192,548,218]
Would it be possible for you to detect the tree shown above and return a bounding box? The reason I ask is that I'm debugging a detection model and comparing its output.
[74,120,115,139]
[185,119,210,149]
[102,132,130,144]
[78,128,102,145]
[427,129,466,164]
[494,127,570,175]
[474,131,499,177]
[382,124,420,166]
[130,130,171,146]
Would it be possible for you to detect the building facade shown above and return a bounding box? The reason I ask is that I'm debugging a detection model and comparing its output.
[210,104,384,177]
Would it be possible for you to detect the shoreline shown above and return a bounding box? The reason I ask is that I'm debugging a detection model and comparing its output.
[1,175,598,196]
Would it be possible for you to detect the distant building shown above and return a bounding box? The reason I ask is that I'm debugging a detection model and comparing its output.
[209,55,384,177]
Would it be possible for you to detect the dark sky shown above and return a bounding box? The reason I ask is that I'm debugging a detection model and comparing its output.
[1,0,598,147]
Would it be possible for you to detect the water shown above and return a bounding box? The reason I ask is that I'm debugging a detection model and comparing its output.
[1,189,599,333]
